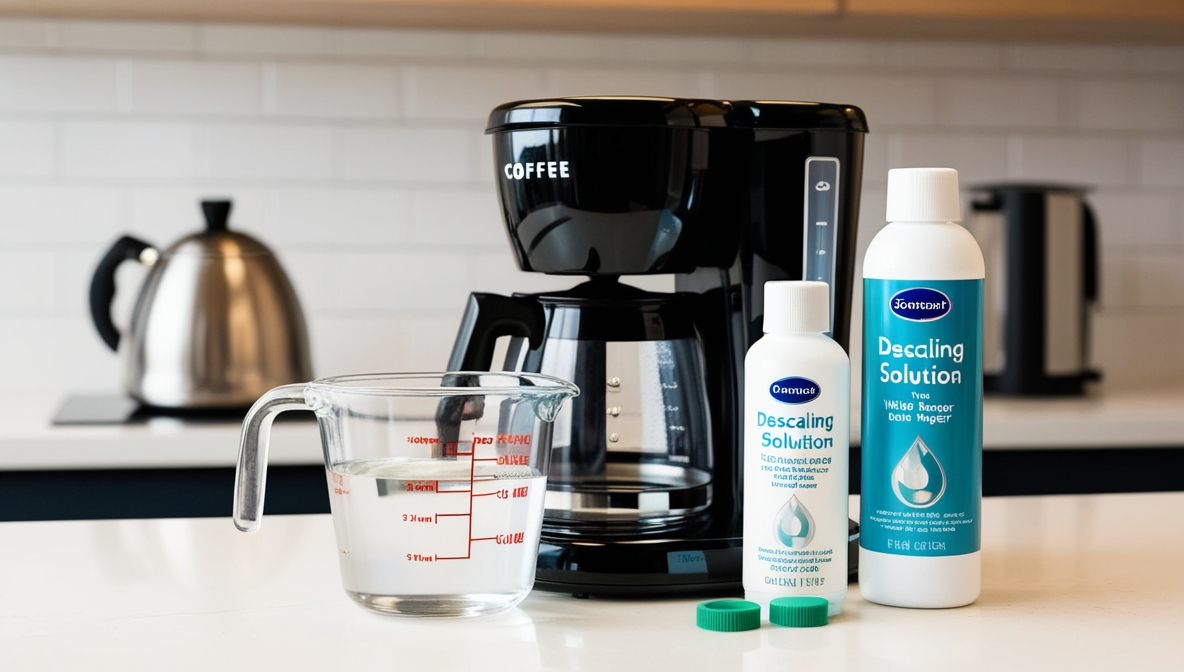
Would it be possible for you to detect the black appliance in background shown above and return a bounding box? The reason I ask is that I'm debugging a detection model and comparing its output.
[448,97,866,595]
[968,184,1101,396]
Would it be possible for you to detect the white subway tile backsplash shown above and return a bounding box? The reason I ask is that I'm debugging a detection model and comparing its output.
[410,188,503,246]
[51,248,103,317]
[601,35,748,65]
[1077,79,1184,131]
[309,316,411,377]
[0,56,118,113]
[0,250,55,312]
[0,317,121,391]
[338,126,471,183]
[267,188,410,245]
[332,28,468,60]
[198,123,334,180]
[0,18,1180,392]
[400,315,466,370]
[472,250,578,297]
[273,63,399,119]
[0,121,54,177]
[1089,192,1181,248]
[1004,44,1129,72]
[1099,253,1138,309]
[1013,136,1131,187]
[890,133,1008,184]
[128,186,270,242]
[0,18,50,49]
[199,24,333,57]
[131,60,261,116]
[470,32,613,63]
[329,251,474,312]
[549,66,703,98]
[276,249,329,313]
[1136,254,1184,308]
[62,121,194,179]
[749,38,873,67]
[861,132,889,185]
[0,186,126,244]
[1139,139,1184,187]
[938,76,1059,128]
[1130,46,1184,74]
[404,65,547,120]
[1092,312,1184,388]
[886,42,1005,70]
[59,20,197,53]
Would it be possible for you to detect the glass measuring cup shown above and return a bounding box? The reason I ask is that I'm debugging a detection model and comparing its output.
[233,372,578,617]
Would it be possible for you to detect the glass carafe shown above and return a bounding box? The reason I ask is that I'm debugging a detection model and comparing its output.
[233,372,578,617]
[491,290,715,537]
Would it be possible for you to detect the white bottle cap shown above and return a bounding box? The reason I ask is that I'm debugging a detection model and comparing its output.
[763,281,830,334]
[886,167,962,223]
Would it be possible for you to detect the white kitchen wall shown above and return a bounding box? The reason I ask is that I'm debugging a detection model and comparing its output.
[0,18,1181,393]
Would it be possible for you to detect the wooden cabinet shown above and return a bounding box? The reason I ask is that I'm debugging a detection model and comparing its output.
[0,0,1180,41]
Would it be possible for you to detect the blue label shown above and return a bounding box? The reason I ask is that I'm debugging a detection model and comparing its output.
[889,287,952,321]
[769,377,821,404]
[861,279,982,557]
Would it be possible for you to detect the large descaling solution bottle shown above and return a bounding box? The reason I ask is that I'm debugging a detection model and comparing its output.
[744,281,850,616]
[860,167,984,608]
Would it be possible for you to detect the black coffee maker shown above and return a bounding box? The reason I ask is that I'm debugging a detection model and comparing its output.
[449,97,867,595]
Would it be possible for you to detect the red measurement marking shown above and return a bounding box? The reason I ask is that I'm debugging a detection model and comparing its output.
[496,433,531,445]
[434,433,528,561]
[405,481,436,492]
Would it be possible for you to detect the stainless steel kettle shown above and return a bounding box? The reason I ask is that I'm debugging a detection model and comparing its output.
[89,199,313,409]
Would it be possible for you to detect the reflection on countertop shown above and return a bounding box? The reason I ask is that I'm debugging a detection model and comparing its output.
[1,492,1180,669]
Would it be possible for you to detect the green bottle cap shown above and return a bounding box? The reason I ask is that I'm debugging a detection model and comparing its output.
[696,600,761,632]
[769,596,829,627]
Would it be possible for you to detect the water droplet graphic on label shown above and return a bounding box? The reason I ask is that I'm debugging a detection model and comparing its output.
[892,436,947,508]
[775,494,815,549]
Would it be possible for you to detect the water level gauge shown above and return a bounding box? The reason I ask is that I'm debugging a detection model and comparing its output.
[803,157,840,334]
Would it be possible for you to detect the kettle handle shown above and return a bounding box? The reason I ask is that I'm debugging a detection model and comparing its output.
[447,293,545,371]
[1082,202,1099,302]
[88,235,155,351]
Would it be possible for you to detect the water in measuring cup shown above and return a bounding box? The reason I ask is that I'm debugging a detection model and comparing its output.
[325,456,547,617]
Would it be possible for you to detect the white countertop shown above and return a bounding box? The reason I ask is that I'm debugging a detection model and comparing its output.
[2,386,1183,471]
[2,492,1181,670]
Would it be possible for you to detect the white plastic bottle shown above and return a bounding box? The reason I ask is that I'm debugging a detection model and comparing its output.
[860,167,984,608]
[743,281,850,616]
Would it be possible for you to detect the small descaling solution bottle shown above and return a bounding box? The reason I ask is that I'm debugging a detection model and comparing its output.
[860,167,984,608]
[743,281,850,616]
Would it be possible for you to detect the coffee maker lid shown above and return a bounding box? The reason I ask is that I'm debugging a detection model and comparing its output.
[486,96,731,132]
[728,100,868,133]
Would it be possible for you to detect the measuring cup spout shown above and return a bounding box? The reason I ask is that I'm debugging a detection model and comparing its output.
[233,383,309,532]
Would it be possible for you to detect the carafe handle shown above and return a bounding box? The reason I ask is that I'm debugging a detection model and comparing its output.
[233,384,309,533]
[447,293,545,371]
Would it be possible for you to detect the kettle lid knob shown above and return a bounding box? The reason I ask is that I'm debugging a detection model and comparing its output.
[201,199,232,232]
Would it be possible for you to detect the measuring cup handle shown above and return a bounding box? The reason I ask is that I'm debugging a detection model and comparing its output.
[233,384,309,533]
